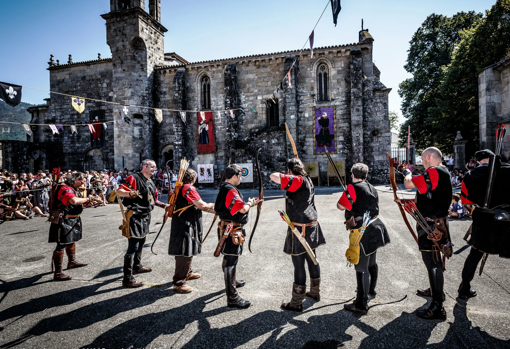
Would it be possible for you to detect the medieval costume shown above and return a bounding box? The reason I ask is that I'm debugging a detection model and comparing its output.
[169,183,203,293]
[48,184,89,281]
[316,113,332,147]
[410,164,452,320]
[214,181,251,308]
[459,150,510,299]
[120,172,160,287]
[338,180,390,314]
[279,173,326,312]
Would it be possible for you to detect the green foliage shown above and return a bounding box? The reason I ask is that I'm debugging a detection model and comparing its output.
[389,111,399,131]
[0,100,34,141]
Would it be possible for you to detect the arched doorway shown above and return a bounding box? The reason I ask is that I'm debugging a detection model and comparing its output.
[160,144,174,170]
[84,148,104,172]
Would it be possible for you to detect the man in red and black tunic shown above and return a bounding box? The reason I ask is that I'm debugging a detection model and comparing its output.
[117,159,169,288]
[270,158,326,312]
[214,164,261,308]
[400,147,452,320]
[459,149,510,300]
[169,168,215,294]
[49,172,101,281]
[337,163,390,314]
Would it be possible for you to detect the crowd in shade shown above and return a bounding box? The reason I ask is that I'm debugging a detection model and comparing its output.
[0,167,178,223]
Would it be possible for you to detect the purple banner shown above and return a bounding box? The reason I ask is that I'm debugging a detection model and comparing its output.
[314,107,335,153]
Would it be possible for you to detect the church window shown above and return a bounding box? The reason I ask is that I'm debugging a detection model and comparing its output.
[201,76,211,110]
[266,99,279,127]
[317,64,329,102]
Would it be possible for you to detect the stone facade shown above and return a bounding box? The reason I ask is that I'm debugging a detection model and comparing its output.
[478,55,510,158]
[4,0,392,184]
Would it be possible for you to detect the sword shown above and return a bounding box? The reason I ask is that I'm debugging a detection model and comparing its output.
[479,253,488,276]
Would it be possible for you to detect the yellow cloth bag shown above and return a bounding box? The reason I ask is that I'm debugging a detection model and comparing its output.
[345,228,361,265]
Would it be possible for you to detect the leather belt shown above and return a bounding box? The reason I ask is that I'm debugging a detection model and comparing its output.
[219,221,243,227]
[65,214,81,218]
[291,220,318,228]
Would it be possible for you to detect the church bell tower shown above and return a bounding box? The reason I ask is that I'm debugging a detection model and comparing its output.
[102,0,167,169]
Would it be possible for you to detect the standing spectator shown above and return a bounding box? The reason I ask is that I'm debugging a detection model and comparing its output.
[447,155,454,172]
[171,170,178,190]
[32,173,50,213]
[465,158,476,171]
[90,171,106,206]
[1,172,13,206]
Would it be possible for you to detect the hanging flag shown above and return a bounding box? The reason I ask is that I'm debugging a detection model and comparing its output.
[287,71,292,89]
[56,123,64,131]
[70,125,78,134]
[103,122,107,130]
[0,81,22,107]
[22,124,32,136]
[71,96,85,113]
[154,108,163,123]
[331,0,341,26]
[309,30,315,58]
[122,105,130,116]
[49,124,59,134]
[230,110,234,118]
[180,111,186,123]
[124,117,131,124]
[88,124,95,134]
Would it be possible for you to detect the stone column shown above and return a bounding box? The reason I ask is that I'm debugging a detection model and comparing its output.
[350,49,364,164]
[454,139,467,170]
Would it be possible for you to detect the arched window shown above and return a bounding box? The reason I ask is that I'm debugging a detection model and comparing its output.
[317,64,329,102]
[266,99,279,127]
[201,76,211,110]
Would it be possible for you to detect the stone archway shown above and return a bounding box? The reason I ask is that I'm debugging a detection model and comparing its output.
[160,144,174,169]
[85,148,104,172]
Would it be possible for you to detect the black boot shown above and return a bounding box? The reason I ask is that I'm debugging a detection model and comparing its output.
[368,264,378,298]
[123,254,143,288]
[233,265,245,288]
[458,248,482,300]
[416,267,446,320]
[345,271,369,315]
[305,278,321,301]
[225,265,250,308]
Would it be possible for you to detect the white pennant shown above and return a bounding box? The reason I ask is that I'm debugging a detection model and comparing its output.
[103,122,107,130]
[180,111,186,123]
[230,110,234,118]
[71,125,78,134]
[49,124,59,134]
[154,109,163,123]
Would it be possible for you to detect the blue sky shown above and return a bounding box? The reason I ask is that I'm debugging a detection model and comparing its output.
[0,0,495,121]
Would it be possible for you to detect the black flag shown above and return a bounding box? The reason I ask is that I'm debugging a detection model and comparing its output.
[0,81,22,107]
[330,0,341,26]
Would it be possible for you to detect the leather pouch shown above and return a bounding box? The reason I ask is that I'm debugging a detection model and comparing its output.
[48,209,62,225]
[344,216,356,231]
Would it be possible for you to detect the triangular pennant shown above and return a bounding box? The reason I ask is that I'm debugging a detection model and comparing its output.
[70,125,78,134]
[230,110,234,118]
[49,124,59,134]
[0,81,22,107]
[180,111,186,123]
[309,30,315,58]
[249,106,257,113]
[71,96,85,113]
[56,123,64,131]
[124,117,131,124]
[122,105,130,116]
[22,124,32,136]
[154,108,163,123]
[103,122,107,130]
[88,124,95,134]
[287,71,292,89]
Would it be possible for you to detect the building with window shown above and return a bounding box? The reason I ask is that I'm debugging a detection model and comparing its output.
[4,0,392,183]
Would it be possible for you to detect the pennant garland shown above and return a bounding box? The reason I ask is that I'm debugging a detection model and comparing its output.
[309,30,315,58]
[56,123,64,131]
[230,110,234,118]
[88,124,95,134]
[71,125,78,134]
[103,122,107,130]
[0,81,22,107]
[49,124,59,135]
[154,108,163,123]
[71,96,85,114]
[180,111,186,123]
[22,124,32,136]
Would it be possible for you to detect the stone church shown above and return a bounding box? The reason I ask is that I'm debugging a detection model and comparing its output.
[4,0,392,184]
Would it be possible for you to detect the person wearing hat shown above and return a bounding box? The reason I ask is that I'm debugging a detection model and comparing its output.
[459,149,510,300]
[316,112,333,148]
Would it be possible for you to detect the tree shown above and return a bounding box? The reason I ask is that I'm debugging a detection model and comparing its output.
[398,11,482,151]
[388,111,399,131]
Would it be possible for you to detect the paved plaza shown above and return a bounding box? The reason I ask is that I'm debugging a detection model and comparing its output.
[0,186,509,348]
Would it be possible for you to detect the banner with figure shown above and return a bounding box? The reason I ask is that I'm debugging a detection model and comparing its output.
[197,164,214,183]
[314,107,336,154]
[197,111,215,153]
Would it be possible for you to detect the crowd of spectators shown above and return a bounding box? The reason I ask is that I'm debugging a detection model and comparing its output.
[0,167,178,223]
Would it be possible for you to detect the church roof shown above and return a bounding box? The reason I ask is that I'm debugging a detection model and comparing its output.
[47,58,112,70]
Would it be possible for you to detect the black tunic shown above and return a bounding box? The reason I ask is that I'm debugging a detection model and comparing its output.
[214,182,248,256]
[48,185,84,244]
[282,174,326,255]
[121,173,157,239]
[168,184,203,257]
[339,181,390,255]
[461,162,510,257]
[411,165,452,251]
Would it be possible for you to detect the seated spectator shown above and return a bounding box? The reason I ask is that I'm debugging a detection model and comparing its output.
[1,194,48,220]
[464,204,475,218]
[448,194,465,218]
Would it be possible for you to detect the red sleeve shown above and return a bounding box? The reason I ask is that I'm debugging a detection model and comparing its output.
[58,186,76,206]
[280,174,303,192]
[225,188,245,215]
[120,175,137,191]
[460,181,473,205]
[182,184,201,204]
[338,184,357,210]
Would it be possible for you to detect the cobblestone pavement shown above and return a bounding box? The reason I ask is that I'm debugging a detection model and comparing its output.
[0,186,508,348]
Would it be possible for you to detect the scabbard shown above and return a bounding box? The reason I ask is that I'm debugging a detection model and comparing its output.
[291,227,318,265]
[463,223,472,241]
[214,234,228,257]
